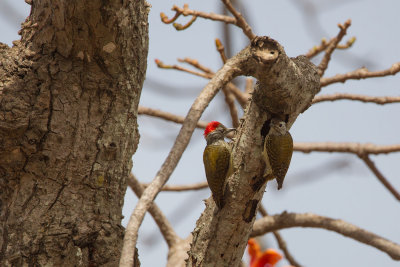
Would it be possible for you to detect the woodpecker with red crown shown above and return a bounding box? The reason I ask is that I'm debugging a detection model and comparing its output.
[203,121,235,209]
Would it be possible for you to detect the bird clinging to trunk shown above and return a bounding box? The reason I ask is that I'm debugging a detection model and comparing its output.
[263,119,293,189]
[203,121,235,209]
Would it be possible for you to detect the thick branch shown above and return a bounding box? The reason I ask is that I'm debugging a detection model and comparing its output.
[251,212,400,261]
[320,62,400,87]
[127,174,180,247]
[312,93,400,105]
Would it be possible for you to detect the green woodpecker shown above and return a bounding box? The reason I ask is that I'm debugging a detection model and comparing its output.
[263,119,293,189]
[203,121,235,209]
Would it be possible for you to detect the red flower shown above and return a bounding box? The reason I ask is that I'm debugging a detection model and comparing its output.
[247,238,283,267]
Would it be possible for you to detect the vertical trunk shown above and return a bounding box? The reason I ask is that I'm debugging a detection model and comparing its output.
[0,0,149,266]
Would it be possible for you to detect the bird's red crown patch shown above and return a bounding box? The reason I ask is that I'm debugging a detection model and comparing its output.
[204,121,221,138]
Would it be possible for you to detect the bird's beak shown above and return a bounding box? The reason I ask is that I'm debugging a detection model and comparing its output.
[224,128,236,136]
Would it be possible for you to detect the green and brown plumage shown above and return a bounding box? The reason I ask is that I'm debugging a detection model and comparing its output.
[263,119,293,189]
[203,121,235,209]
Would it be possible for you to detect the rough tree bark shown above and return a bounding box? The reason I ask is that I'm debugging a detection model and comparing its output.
[0,0,148,266]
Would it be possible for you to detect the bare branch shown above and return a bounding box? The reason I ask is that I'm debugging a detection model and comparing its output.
[320,62,400,87]
[160,7,181,24]
[155,59,212,79]
[359,155,400,201]
[156,55,245,127]
[215,38,228,64]
[221,0,256,40]
[318,19,352,77]
[178,57,213,74]
[174,4,233,23]
[139,109,400,157]
[251,212,400,261]
[312,93,400,105]
[138,106,236,140]
[222,85,240,128]
[120,51,247,266]
[173,15,197,31]
[245,77,254,95]
[227,83,249,108]
[214,38,240,127]
[162,3,255,39]
[127,174,180,247]
[258,205,302,267]
[138,106,208,129]
[160,3,240,32]
[306,36,356,59]
[167,236,192,267]
[294,142,400,156]
[142,181,209,192]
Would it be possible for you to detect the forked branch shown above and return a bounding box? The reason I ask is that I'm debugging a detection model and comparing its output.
[161,2,255,39]
[306,36,356,59]
[318,19,352,77]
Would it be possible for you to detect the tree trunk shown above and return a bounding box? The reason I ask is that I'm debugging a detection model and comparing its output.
[0,0,149,266]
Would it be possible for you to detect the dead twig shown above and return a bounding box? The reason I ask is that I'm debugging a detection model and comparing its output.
[161,4,236,30]
[156,57,246,123]
[215,38,228,64]
[295,142,400,155]
[178,57,214,74]
[142,181,209,192]
[359,155,400,202]
[312,93,400,105]
[138,106,208,129]
[320,62,400,87]
[155,59,212,79]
